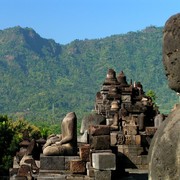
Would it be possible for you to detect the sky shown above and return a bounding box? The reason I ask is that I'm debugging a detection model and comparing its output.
[0,0,179,44]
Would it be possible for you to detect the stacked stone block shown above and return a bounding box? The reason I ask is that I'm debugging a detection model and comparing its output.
[65,156,80,171]
[70,159,86,174]
[38,146,94,180]
[40,155,65,171]
[145,127,157,136]
[89,125,110,150]
[110,116,148,170]
[110,132,124,146]
[93,68,161,172]
[117,144,148,168]
[70,144,90,174]
[87,125,116,180]
[86,162,95,177]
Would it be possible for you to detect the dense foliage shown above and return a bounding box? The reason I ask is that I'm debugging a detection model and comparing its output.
[0,115,42,173]
[0,26,178,124]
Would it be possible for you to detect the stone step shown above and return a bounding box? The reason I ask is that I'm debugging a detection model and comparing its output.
[37,174,67,180]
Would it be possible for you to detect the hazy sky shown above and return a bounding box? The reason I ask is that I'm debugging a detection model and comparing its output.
[0,0,179,44]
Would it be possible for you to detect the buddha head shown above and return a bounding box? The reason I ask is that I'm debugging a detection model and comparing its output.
[163,13,180,92]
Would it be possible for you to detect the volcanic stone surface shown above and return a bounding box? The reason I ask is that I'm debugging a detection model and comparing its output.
[163,13,180,93]
[149,13,180,180]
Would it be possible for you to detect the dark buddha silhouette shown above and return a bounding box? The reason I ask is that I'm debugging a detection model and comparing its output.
[148,13,180,180]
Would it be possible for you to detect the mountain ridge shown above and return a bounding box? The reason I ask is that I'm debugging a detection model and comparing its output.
[0,26,177,122]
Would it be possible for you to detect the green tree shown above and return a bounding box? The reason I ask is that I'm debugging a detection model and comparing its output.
[0,116,20,174]
[0,116,42,174]
[0,26,177,122]
[146,90,157,104]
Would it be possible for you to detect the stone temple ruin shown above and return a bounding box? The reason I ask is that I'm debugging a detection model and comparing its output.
[9,13,180,180]
[95,68,158,130]
[93,68,161,169]
[10,68,164,180]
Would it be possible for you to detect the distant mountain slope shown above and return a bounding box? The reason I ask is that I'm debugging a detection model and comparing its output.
[0,26,177,122]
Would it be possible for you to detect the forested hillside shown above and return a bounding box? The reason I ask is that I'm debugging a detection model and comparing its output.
[0,26,177,123]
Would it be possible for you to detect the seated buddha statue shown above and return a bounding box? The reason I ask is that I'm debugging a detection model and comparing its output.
[43,112,77,156]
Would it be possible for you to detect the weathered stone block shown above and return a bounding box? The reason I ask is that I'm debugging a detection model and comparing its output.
[123,125,138,135]
[37,174,66,180]
[35,160,40,168]
[14,176,28,180]
[117,145,124,153]
[127,146,138,156]
[145,127,157,136]
[123,147,130,157]
[90,135,110,150]
[17,164,31,176]
[137,146,144,155]
[40,154,65,170]
[141,155,148,165]
[66,174,85,180]
[94,169,111,180]
[77,130,88,143]
[9,168,18,178]
[89,125,110,136]
[90,149,112,153]
[70,159,86,174]
[65,156,80,170]
[129,155,142,165]
[86,162,95,177]
[79,144,90,162]
[131,135,136,145]
[13,156,20,168]
[86,162,91,169]
[135,135,141,145]
[131,135,137,145]
[136,164,148,170]
[111,132,124,146]
[84,176,94,180]
[117,133,125,145]
[106,118,113,126]
[89,149,112,166]
[125,135,132,145]
[110,132,117,146]
[123,145,141,157]
[84,176,95,180]
[137,113,145,130]
[87,169,95,177]
[92,153,116,170]
[154,114,164,128]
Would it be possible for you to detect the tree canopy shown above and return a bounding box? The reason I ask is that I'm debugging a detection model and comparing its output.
[0,26,177,122]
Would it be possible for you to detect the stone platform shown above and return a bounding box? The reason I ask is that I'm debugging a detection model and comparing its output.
[40,154,80,171]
